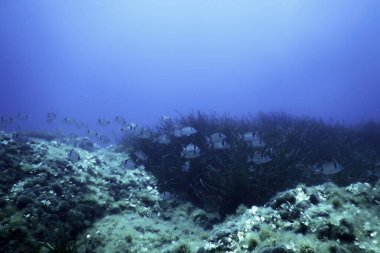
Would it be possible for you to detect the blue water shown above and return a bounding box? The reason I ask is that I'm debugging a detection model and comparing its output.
[1,0,380,133]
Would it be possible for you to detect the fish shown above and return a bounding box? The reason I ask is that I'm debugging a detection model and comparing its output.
[86,129,98,137]
[240,132,256,141]
[63,117,76,125]
[160,115,171,121]
[121,123,138,132]
[120,126,132,133]
[373,162,380,177]
[181,144,201,159]
[156,134,171,144]
[47,113,57,123]
[123,158,136,170]
[68,149,80,163]
[75,122,86,129]
[115,116,126,125]
[1,116,14,125]
[136,129,151,139]
[173,129,182,137]
[98,135,111,144]
[129,122,138,129]
[134,150,147,162]
[248,137,266,148]
[210,140,230,150]
[180,127,197,136]
[17,113,29,120]
[173,127,197,137]
[68,133,78,139]
[120,127,129,133]
[97,118,110,126]
[160,191,173,200]
[247,153,272,165]
[209,132,226,142]
[181,160,190,172]
[240,132,265,147]
[318,162,344,175]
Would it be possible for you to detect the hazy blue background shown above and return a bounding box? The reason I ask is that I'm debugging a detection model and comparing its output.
[1,0,380,133]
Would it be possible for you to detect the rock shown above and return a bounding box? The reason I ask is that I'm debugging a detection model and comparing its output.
[309,193,320,205]
[316,219,355,243]
[51,183,64,196]
[57,201,71,213]
[0,197,7,208]
[16,195,33,209]
[260,245,294,253]
[269,191,296,209]
[26,131,57,141]
[77,137,94,152]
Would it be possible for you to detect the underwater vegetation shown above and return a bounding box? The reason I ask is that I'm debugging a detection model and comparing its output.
[121,111,380,217]
[41,227,79,253]
[1,112,380,252]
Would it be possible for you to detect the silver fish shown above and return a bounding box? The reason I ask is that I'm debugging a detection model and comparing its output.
[63,117,76,125]
[129,122,138,128]
[372,162,380,177]
[211,140,230,150]
[75,122,86,129]
[68,149,80,163]
[97,118,110,126]
[17,113,29,120]
[121,123,138,133]
[180,127,197,136]
[160,191,173,200]
[248,153,272,164]
[98,135,111,144]
[86,129,98,137]
[123,158,136,170]
[318,162,344,175]
[181,144,201,159]
[47,113,56,123]
[248,137,266,148]
[241,132,265,147]
[1,116,14,125]
[156,134,171,144]
[134,150,147,162]
[69,133,78,139]
[115,116,126,125]
[209,132,226,142]
[181,160,190,172]
[173,129,182,137]
[120,126,133,133]
[161,115,171,121]
[241,132,257,141]
[136,129,151,139]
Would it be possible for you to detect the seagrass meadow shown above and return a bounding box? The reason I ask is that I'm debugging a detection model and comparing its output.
[121,112,380,217]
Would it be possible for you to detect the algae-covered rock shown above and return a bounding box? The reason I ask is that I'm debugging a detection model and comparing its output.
[260,245,294,253]
[1,130,380,253]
